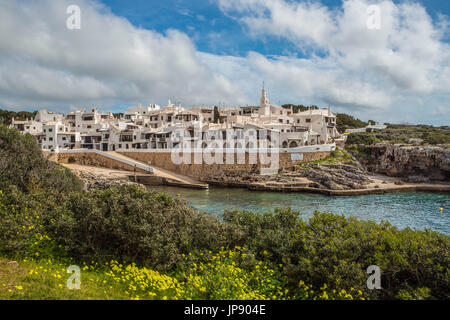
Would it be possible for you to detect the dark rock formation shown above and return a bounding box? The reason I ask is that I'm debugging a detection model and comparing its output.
[204,163,374,190]
[294,163,373,190]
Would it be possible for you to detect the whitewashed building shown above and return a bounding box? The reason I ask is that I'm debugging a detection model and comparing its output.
[10,85,340,151]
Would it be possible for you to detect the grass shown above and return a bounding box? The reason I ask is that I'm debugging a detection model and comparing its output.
[0,248,293,300]
[296,147,354,168]
[0,257,126,300]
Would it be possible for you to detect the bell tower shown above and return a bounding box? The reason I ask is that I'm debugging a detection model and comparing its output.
[260,81,269,107]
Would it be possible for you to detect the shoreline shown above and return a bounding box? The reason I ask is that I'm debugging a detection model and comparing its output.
[206,172,450,195]
[63,163,450,196]
[246,183,450,196]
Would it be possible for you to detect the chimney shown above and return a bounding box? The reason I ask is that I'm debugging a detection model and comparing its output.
[328,104,331,116]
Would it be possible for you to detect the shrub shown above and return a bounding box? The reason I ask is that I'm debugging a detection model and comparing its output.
[0,187,66,259]
[223,209,450,300]
[176,247,289,300]
[68,156,76,163]
[336,113,367,133]
[345,125,450,146]
[346,132,381,145]
[44,186,241,271]
[0,125,83,194]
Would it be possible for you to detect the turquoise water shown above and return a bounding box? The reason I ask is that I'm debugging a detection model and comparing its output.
[148,186,450,235]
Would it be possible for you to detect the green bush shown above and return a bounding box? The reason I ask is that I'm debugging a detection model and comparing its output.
[346,125,450,146]
[336,113,367,133]
[223,209,450,300]
[0,125,83,193]
[43,186,241,270]
[0,187,64,259]
[346,132,381,145]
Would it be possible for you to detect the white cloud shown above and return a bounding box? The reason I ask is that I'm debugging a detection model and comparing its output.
[0,0,449,125]
[0,0,247,111]
[218,0,450,124]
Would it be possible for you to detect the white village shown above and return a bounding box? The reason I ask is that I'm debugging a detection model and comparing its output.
[10,85,342,152]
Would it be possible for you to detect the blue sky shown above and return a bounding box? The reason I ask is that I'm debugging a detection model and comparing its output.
[101,0,450,57]
[1,0,449,125]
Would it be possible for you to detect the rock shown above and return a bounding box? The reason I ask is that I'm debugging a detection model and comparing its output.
[406,175,430,183]
[204,162,374,190]
[352,143,449,181]
[72,169,145,190]
[8,261,19,267]
[408,138,423,144]
[294,163,373,190]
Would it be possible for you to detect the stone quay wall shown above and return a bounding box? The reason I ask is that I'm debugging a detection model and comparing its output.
[119,148,332,180]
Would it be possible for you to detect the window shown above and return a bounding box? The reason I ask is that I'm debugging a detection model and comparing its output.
[306,118,311,123]
[49,128,53,132]
[49,137,53,141]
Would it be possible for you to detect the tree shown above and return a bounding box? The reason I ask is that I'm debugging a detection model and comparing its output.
[336,113,367,133]
[213,106,220,124]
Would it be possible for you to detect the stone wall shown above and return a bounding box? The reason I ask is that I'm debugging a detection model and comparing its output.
[353,143,450,181]
[119,150,330,180]
[42,150,58,162]
[57,152,148,173]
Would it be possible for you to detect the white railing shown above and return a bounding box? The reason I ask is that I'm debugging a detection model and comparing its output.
[114,143,336,153]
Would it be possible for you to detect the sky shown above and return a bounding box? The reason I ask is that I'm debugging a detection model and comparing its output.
[0,0,449,125]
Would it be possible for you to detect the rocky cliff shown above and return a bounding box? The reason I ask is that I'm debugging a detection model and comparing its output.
[350,143,450,181]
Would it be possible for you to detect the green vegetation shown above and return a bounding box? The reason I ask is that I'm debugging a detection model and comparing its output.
[347,124,450,146]
[0,110,36,126]
[0,125,83,194]
[0,124,449,300]
[281,104,318,113]
[213,106,220,124]
[296,147,354,167]
[336,113,367,133]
